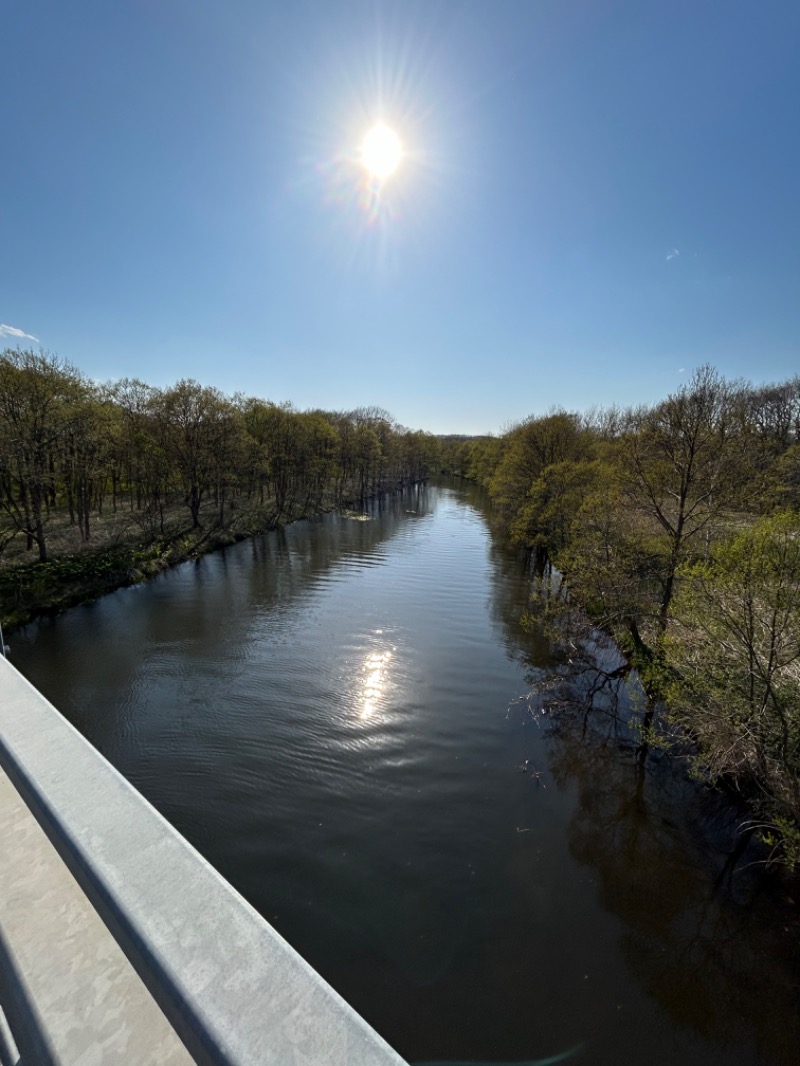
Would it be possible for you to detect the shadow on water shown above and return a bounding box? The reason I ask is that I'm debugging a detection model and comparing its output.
[502,570,800,1066]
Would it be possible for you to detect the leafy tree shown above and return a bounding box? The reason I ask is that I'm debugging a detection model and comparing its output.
[435,435,472,477]
[765,444,800,511]
[509,458,599,554]
[0,349,86,560]
[350,423,382,501]
[466,435,505,488]
[153,380,233,529]
[617,366,742,630]
[239,396,277,506]
[294,412,339,514]
[742,377,800,452]
[557,471,667,656]
[108,378,173,536]
[489,411,584,531]
[667,513,800,864]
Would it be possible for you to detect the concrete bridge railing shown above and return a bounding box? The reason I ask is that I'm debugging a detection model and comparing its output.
[0,656,408,1065]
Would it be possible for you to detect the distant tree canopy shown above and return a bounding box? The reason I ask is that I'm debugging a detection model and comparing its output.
[0,348,438,562]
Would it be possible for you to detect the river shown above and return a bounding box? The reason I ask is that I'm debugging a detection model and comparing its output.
[10,481,800,1065]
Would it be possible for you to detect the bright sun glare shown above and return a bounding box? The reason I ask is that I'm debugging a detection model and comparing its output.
[361,123,403,180]
[361,648,392,718]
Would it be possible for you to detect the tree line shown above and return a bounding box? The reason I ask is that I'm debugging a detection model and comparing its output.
[4,347,800,864]
[0,348,437,565]
[440,367,800,867]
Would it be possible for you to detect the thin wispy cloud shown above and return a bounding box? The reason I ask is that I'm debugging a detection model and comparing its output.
[666,248,680,261]
[0,323,39,342]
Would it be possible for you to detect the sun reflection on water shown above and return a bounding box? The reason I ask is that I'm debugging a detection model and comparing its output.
[360,648,393,719]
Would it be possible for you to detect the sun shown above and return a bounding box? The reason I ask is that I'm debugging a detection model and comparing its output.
[360,123,403,180]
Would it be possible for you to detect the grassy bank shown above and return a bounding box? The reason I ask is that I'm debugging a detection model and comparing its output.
[0,500,300,633]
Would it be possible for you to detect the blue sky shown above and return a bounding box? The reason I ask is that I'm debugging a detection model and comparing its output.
[2,0,798,434]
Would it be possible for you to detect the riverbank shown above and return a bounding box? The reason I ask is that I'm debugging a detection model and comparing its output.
[0,499,321,633]
[0,485,423,633]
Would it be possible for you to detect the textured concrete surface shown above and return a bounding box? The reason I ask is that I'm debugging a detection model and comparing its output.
[0,657,408,1065]
[0,767,194,1065]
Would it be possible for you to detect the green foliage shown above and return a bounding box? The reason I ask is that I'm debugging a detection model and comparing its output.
[666,513,800,864]
[509,458,598,551]
[765,444,800,511]
[489,411,584,532]
[465,435,505,488]
[0,348,90,561]
[0,348,438,628]
[465,366,800,865]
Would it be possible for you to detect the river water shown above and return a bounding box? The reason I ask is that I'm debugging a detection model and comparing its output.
[10,481,800,1065]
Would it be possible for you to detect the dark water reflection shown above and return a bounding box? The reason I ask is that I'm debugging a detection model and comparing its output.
[10,482,800,1065]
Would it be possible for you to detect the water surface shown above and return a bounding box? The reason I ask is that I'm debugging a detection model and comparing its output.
[11,482,799,1064]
